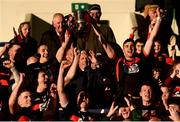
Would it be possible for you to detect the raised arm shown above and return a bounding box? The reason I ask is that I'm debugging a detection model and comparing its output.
[129,27,137,39]
[64,48,80,86]
[57,60,71,108]
[56,30,71,63]
[0,44,9,57]
[165,65,179,86]
[9,73,24,114]
[92,25,115,59]
[106,101,119,118]
[88,50,100,70]
[143,7,162,56]
[3,60,20,91]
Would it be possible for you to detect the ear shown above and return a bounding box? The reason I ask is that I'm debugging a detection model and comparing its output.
[18,24,21,34]
[139,91,142,97]
[17,95,22,107]
[99,12,102,17]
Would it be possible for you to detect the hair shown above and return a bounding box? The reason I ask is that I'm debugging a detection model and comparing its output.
[52,13,64,24]
[53,13,64,19]
[123,38,134,47]
[37,44,48,53]
[143,4,159,18]
[18,21,31,35]
[154,39,161,44]
[148,4,159,12]
[114,95,128,107]
[140,81,153,92]
[168,97,180,105]
[80,50,88,55]
[135,38,145,45]
[152,67,162,73]
[142,81,153,87]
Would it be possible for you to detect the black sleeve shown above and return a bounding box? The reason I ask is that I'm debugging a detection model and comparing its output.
[58,103,77,121]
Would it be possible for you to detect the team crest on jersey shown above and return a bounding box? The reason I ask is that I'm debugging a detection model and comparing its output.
[123,63,139,74]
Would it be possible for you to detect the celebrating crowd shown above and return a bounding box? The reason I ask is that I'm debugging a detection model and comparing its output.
[0,3,180,121]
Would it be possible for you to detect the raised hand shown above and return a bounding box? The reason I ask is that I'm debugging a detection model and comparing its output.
[161,87,169,110]
[74,47,80,58]
[156,7,165,19]
[91,24,105,44]
[65,29,71,41]
[156,7,161,18]
[170,65,180,78]
[124,95,135,111]
[107,101,119,118]
[0,43,10,57]
[3,60,14,69]
[88,50,98,64]
[131,27,137,34]
[60,60,71,71]
[4,43,10,50]
[92,23,115,59]
[149,7,162,32]
[169,104,180,121]
[63,47,80,86]
[174,67,180,76]
[50,83,57,99]
[63,30,71,47]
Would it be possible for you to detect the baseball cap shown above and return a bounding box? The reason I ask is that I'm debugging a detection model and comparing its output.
[88,4,101,11]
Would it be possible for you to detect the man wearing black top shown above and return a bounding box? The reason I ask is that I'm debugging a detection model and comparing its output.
[39,13,65,60]
[116,8,162,97]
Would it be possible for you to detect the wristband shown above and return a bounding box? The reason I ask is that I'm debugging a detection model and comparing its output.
[10,67,16,72]
[157,16,162,22]
[10,67,17,72]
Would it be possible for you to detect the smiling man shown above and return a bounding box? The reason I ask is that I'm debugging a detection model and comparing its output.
[116,7,162,97]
